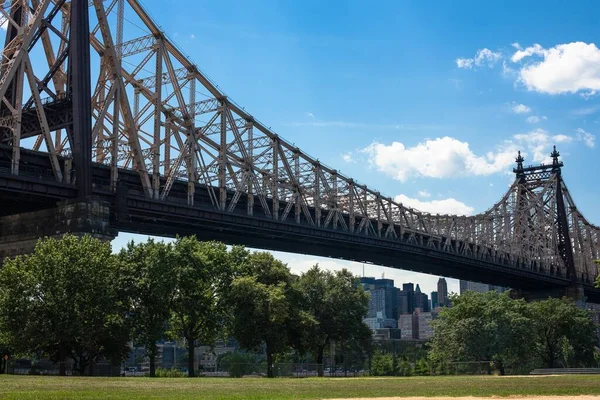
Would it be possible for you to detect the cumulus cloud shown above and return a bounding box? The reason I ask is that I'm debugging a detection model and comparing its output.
[394,194,475,216]
[362,137,518,182]
[417,190,431,198]
[456,48,502,69]
[526,115,547,124]
[512,42,600,95]
[511,102,531,114]
[576,128,595,148]
[361,129,584,182]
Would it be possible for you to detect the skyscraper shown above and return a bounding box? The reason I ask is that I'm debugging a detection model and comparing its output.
[437,278,448,307]
[431,291,438,309]
[398,283,415,315]
[360,277,399,328]
[413,284,429,312]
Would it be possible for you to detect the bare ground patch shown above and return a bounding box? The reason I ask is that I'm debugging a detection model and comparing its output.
[328,397,600,400]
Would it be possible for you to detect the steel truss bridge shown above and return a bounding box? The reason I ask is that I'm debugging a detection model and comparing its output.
[0,0,598,300]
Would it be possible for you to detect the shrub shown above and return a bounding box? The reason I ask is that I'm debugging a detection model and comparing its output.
[155,367,185,378]
[370,351,394,376]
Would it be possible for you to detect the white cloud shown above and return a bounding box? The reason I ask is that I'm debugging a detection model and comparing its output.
[511,43,545,62]
[362,129,585,182]
[190,33,196,39]
[512,129,575,163]
[511,102,531,114]
[456,48,502,69]
[526,115,547,124]
[576,128,596,148]
[580,91,597,100]
[362,137,517,182]
[513,42,600,95]
[341,152,354,163]
[502,61,516,77]
[306,112,315,119]
[417,190,431,198]
[394,194,475,216]
[572,105,600,116]
[553,134,572,143]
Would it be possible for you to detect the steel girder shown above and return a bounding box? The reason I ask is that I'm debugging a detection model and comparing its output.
[0,0,598,285]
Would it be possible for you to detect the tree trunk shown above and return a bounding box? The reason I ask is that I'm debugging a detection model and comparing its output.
[149,345,156,378]
[497,360,505,376]
[316,346,325,377]
[88,359,95,376]
[266,349,274,378]
[187,340,195,378]
[546,345,555,368]
[58,346,67,377]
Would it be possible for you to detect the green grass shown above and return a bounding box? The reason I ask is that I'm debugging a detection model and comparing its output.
[0,375,600,399]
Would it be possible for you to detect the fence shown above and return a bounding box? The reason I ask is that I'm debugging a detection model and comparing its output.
[202,363,366,378]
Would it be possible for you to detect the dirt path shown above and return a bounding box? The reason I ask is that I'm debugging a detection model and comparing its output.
[328,397,600,400]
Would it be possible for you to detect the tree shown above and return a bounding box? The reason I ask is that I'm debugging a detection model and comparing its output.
[168,238,239,377]
[229,252,295,378]
[429,291,533,375]
[370,350,394,376]
[528,298,597,368]
[0,235,130,376]
[296,266,370,376]
[119,239,177,377]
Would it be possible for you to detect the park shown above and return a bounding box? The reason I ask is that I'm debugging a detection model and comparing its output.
[1,375,600,399]
[1,0,600,399]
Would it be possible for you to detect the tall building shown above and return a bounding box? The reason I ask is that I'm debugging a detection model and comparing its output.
[398,313,417,340]
[460,280,508,294]
[416,309,439,340]
[398,283,415,315]
[413,284,429,312]
[360,277,399,328]
[431,291,438,309]
[398,309,439,341]
[437,278,448,307]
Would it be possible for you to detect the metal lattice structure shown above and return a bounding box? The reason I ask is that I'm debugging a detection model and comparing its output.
[0,0,598,285]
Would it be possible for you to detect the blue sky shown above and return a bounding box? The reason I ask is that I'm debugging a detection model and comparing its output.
[14,1,600,295]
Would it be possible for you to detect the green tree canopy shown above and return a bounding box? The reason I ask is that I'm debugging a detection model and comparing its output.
[429,291,599,373]
[529,298,597,368]
[229,252,295,378]
[0,235,130,376]
[119,239,177,377]
[429,291,533,374]
[168,238,242,377]
[296,266,370,376]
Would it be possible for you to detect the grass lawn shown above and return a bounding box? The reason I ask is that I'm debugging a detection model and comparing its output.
[0,375,599,400]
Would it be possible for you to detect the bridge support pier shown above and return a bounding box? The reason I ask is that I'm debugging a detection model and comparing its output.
[0,197,115,262]
[510,286,587,308]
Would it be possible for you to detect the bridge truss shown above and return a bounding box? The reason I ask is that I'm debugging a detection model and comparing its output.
[0,0,598,285]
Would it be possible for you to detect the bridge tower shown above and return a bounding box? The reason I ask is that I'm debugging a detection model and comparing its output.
[511,147,586,304]
[0,0,112,260]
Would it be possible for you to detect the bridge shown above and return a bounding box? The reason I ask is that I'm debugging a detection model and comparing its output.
[0,0,598,301]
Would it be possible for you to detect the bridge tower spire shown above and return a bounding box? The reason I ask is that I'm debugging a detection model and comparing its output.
[550,146,577,284]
